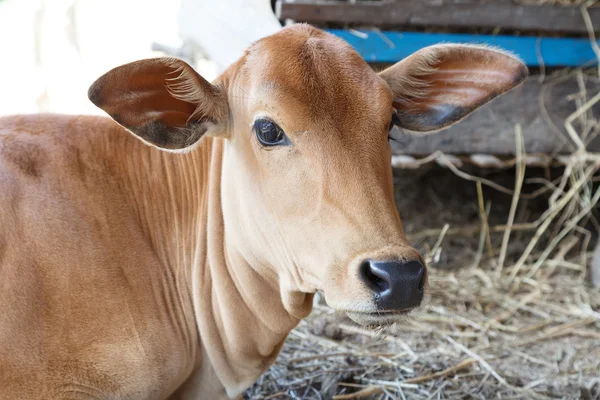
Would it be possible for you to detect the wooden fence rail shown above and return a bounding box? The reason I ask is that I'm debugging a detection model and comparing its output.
[277,0,600,35]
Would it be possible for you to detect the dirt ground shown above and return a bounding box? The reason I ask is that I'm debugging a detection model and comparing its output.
[246,165,600,400]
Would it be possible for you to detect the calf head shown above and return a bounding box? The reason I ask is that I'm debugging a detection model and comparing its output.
[89,25,526,327]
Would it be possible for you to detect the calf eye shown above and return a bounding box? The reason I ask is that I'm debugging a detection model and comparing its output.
[254,119,289,146]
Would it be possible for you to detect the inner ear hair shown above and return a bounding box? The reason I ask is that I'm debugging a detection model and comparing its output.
[164,58,229,124]
[88,57,230,151]
[381,47,440,104]
[379,44,528,133]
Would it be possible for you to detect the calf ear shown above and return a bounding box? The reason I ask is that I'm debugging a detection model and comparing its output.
[379,44,528,133]
[88,57,228,151]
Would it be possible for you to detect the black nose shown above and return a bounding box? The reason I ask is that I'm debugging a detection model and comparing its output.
[359,259,425,311]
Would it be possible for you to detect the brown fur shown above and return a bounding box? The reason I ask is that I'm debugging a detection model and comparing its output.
[0,25,526,399]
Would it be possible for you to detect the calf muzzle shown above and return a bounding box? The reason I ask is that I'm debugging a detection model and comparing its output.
[359,259,425,311]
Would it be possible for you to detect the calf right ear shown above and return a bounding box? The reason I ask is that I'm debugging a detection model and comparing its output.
[88,57,229,151]
[379,44,527,133]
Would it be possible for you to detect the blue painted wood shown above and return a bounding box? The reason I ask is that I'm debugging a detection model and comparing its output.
[326,29,599,67]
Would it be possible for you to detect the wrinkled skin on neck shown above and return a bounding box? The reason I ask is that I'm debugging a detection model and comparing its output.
[106,132,309,398]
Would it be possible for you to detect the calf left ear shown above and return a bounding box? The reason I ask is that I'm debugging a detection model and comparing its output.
[379,44,528,133]
[88,57,228,151]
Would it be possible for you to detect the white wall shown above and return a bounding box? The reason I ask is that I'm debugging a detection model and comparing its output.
[178,0,281,71]
[0,0,280,117]
[0,0,195,116]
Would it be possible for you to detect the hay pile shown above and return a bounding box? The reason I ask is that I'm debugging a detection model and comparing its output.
[246,166,600,399]
[247,269,599,399]
[245,69,600,399]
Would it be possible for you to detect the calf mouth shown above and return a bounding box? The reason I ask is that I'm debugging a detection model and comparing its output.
[345,309,415,328]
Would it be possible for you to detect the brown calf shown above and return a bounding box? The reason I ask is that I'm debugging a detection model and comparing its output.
[0,25,526,399]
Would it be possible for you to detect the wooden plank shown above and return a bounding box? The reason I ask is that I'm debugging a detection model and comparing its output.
[277,0,600,35]
[390,75,600,156]
[326,29,600,67]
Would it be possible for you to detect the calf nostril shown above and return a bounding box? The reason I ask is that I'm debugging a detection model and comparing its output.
[360,259,425,311]
[359,260,389,293]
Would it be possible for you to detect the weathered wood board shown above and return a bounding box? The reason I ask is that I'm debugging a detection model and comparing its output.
[391,75,600,156]
[277,0,600,35]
